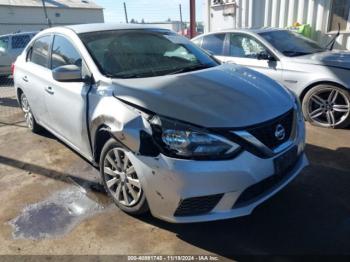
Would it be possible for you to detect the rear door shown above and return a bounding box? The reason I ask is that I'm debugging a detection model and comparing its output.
[19,35,53,125]
[223,33,283,82]
[44,34,91,156]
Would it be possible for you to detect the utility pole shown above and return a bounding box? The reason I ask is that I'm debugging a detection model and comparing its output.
[179,4,184,36]
[189,0,196,38]
[41,0,52,27]
[123,2,129,23]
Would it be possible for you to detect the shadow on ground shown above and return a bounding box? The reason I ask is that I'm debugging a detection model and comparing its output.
[0,97,18,108]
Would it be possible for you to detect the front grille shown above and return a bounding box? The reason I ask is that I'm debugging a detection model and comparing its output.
[233,155,299,208]
[174,194,224,217]
[247,109,294,149]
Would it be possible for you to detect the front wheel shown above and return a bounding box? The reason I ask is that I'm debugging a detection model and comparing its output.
[99,138,149,215]
[302,84,350,128]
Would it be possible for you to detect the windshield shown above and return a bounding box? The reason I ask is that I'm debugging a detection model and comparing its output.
[259,30,326,57]
[79,30,218,78]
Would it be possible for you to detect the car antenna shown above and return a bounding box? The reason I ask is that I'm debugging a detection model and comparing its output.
[41,0,52,27]
[325,23,340,51]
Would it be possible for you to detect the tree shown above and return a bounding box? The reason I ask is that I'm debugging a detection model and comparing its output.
[141,18,145,23]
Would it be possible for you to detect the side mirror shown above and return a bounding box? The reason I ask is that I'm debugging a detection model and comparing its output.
[257,51,275,61]
[52,65,82,82]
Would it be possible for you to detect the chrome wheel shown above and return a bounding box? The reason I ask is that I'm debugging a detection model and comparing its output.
[307,88,350,127]
[21,94,34,129]
[103,148,142,207]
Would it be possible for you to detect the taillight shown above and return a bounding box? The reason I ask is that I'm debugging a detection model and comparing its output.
[11,63,15,76]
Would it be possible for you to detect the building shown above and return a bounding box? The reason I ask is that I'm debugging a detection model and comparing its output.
[145,21,204,37]
[203,0,350,50]
[145,21,185,33]
[0,0,104,35]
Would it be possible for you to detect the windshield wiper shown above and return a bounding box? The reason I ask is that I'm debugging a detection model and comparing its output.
[111,71,156,79]
[167,63,213,75]
[283,51,312,57]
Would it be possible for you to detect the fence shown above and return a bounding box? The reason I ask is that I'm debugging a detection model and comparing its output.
[0,76,22,126]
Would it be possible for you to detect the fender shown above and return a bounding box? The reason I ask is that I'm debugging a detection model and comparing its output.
[89,96,153,158]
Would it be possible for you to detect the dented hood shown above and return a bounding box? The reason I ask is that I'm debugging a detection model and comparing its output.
[112,64,293,128]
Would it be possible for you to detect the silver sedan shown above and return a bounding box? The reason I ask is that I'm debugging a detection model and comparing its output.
[193,28,350,128]
[14,24,307,223]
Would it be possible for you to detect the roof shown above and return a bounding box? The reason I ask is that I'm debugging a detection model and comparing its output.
[0,0,102,9]
[65,23,170,34]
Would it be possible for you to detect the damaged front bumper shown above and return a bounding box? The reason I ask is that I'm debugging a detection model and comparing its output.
[128,139,308,223]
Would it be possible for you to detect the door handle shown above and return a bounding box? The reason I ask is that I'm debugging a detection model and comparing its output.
[45,86,54,95]
[22,76,28,82]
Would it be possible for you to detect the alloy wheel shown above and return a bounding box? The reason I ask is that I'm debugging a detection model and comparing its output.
[307,88,350,127]
[103,148,142,207]
[21,94,34,129]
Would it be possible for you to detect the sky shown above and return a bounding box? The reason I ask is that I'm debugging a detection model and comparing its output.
[94,0,204,23]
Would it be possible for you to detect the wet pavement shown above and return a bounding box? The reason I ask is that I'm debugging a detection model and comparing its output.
[10,185,107,240]
[0,84,350,257]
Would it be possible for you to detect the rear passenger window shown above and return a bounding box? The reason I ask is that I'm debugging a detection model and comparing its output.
[201,34,226,56]
[30,36,52,68]
[51,35,82,70]
[12,35,31,49]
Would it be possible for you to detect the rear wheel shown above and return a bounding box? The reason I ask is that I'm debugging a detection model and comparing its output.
[20,93,42,133]
[302,84,350,128]
[99,138,148,215]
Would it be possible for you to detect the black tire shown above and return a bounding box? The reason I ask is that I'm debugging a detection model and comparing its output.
[20,92,42,133]
[302,84,350,129]
[99,138,149,215]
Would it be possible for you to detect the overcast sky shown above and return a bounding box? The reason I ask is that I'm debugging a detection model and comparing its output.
[94,0,204,23]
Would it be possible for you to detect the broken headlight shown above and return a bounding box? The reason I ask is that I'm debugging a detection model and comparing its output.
[149,115,241,160]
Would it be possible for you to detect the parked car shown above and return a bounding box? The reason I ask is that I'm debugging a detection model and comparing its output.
[14,24,307,223]
[0,31,37,77]
[192,28,350,128]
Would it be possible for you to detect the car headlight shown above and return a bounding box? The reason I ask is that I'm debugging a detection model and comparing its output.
[149,115,241,160]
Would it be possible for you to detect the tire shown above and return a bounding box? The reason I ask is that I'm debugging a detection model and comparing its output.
[302,84,350,129]
[20,92,42,133]
[99,138,149,215]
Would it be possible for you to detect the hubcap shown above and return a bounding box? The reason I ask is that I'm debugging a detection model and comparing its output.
[21,95,34,129]
[308,88,350,127]
[103,148,142,207]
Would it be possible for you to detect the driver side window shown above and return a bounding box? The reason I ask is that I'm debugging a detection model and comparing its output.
[229,34,267,59]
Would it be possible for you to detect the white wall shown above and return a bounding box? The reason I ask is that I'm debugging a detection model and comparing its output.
[0,6,104,35]
[145,22,183,32]
[204,0,350,50]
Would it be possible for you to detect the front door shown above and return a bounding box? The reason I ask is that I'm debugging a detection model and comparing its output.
[44,34,91,157]
[221,33,283,83]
